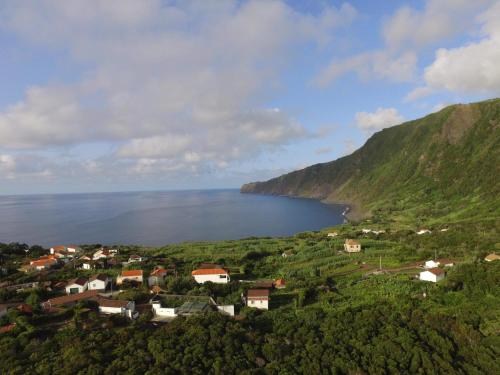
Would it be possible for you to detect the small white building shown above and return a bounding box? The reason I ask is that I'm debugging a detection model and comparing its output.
[424,260,440,269]
[50,245,81,255]
[148,268,169,287]
[419,268,445,283]
[65,278,88,294]
[93,248,117,261]
[281,251,293,258]
[97,298,137,319]
[362,229,372,234]
[417,229,432,235]
[191,268,230,284]
[246,289,270,310]
[327,232,338,237]
[344,239,361,253]
[116,269,143,285]
[88,274,111,291]
[425,259,454,269]
[128,254,144,263]
[29,257,58,271]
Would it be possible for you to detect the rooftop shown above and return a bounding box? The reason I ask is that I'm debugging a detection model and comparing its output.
[192,268,228,276]
[121,270,143,277]
[176,301,211,315]
[427,268,445,276]
[44,290,100,307]
[97,298,130,308]
[247,289,270,299]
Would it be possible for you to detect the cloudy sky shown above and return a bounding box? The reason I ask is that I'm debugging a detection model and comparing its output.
[1,0,499,195]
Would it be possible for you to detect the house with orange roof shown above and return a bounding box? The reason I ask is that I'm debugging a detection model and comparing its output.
[274,278,286,289]
[28,256,58,271]
[485,253,500,262]
[192,267,230,284]
[50,245,81,258]
[148,267,170,287]
[116,269,143,285]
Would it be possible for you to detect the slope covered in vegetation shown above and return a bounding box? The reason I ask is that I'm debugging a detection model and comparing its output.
[242,99,500,223]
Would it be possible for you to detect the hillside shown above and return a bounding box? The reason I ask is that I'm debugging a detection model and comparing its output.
[242,99,500,223]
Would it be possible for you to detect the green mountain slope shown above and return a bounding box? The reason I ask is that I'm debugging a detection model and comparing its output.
[241,99,500,223]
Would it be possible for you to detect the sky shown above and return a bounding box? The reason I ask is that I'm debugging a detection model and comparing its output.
[0,0,499,195]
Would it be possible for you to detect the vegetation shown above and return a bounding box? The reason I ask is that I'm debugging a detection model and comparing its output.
[242,99,500,224]
[0,214,498,374]
[0,100,498,373]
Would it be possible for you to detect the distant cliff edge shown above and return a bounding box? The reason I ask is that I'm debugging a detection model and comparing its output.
[241,99,500,223]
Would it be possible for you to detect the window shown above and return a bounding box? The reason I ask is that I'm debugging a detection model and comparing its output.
[219,275,227,279]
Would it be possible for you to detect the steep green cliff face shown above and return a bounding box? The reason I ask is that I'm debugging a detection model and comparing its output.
[242,99,500,223]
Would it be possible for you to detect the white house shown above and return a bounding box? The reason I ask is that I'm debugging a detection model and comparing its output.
[128,254,143,263]
[372,230,386,235]
[417,229,432,235]
[327,232,338,237]
[419,268,445,283]
[50,245,81,255]
[344,239,361,253]
[424,260,440,269]
[65,278,88,294]
[148,268,169,287]
[93,248,117,261]
[116,269,143,285]
[151,299,177,318]
[29,257,58,271]
[88,274,111,291]
[97,298,137,319]
[362,229,372,234]
[191,268,230,284]
[246,289,270,310]
[425,259,454,269]
[281,251,293,258]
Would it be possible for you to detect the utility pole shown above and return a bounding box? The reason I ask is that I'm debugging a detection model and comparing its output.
[379,256,382,271]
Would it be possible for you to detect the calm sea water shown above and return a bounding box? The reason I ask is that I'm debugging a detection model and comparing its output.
[0,189,345,247]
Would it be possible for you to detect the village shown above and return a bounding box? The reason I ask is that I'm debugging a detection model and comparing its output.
[0,225,499,334]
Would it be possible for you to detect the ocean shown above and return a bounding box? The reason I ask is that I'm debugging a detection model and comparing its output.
[0,189,345,247]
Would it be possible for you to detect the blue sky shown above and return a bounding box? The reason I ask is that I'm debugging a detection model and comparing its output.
[0,0,499,195]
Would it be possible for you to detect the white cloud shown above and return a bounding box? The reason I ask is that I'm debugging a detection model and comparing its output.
[404,86,435,102]
[0,0,356,179]
[383,0,494,50]
[316,0,495,87]
[355,108,404,132]
[422,1,500,95]
[315,50,416,86]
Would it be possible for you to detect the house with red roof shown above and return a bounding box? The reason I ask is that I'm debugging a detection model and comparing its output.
[97,298,137,319]
[28,256,58,271]
[420,268,445,283]
[245,289,270,310]
[148,267,170,287]
[50,245,81,259]
[65,278,88,294]
[116,269,143,285]
[192,267,230,284]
